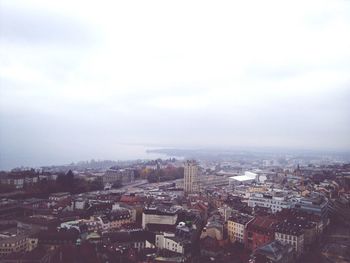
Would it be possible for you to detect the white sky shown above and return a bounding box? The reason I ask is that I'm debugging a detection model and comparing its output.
[0,0,350,168]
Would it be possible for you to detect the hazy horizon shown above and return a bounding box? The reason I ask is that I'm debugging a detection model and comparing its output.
[1,144,349,171]
[1,0,350,170]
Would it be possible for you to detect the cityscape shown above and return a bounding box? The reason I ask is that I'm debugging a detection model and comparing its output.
[1,0,350,263]
[0,153,350,262]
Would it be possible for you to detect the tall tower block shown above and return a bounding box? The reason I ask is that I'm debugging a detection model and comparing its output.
[184,160,198,194]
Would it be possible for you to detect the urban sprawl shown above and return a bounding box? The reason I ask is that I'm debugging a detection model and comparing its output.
[0,156,350,263]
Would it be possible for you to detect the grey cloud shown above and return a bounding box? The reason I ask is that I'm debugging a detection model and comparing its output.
[0,5,93,46]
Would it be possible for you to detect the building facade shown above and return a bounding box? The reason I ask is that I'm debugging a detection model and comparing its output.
[155,233,186,254]
[248,192,292,213]
[184,161,198,194]
[102,168,135,185]
[274,221,304,257]
[293,195,329,218]
[0,233,37,258]
[142,207,178,229]
[227,213,253,243]
[107,209,133,229]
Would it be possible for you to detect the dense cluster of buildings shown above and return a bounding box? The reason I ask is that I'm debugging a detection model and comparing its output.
[0,157,349,262]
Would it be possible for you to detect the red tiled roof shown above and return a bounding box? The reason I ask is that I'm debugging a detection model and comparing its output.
[120,195,140,203]
[248,216,278,230]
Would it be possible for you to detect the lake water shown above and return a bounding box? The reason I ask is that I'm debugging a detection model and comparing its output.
[0,144,172,171]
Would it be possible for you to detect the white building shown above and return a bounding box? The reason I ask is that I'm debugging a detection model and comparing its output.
[155,232,186,254]
[248,191,293,213]
[74,198,86,210]
[229,171,257,186]
[142,207,178,229]
[257,174,267,183]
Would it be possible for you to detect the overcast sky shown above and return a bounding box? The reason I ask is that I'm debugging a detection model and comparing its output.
[0,0,350,169]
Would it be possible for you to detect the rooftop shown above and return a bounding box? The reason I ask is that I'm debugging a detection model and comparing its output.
[274,219,310,236]
[255,240,293,261]
[229,171,257,181]
[248,216,278,233]
[228,213,253,225]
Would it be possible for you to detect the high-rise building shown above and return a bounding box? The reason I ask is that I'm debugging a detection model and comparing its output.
[184,160,198,194]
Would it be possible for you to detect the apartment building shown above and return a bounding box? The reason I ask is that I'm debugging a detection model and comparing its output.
[274,221,305,257]
[227,213,253,243]
[248,191,292,213]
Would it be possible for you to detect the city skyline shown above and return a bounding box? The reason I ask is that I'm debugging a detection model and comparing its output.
[1,1,350,262]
